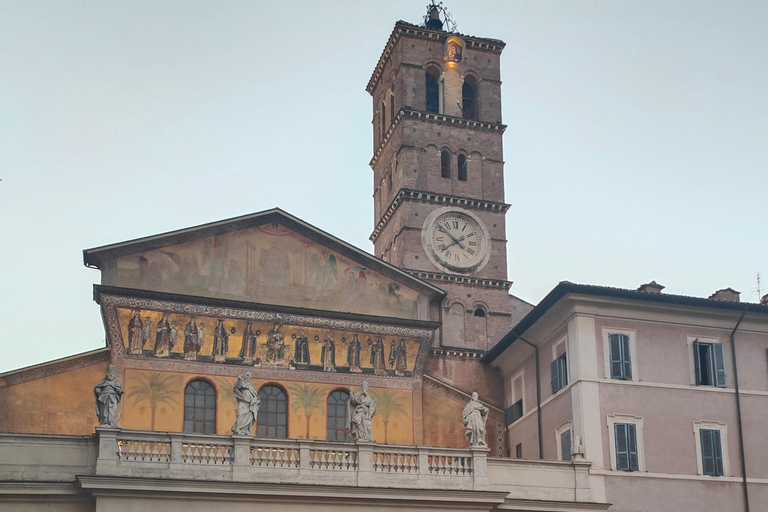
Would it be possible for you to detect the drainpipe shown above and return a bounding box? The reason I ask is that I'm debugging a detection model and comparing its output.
[730,308,749,512]
[511,329,544,460]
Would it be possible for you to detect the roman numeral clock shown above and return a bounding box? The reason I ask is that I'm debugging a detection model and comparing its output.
[421,207,491,273]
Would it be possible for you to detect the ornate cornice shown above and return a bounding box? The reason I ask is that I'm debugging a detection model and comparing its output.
[429,347,485,361]
[370,188,509,243]
[0,348,110,386]
[370,108,506,168]
[403,269,513,291]
[367,21,505,94]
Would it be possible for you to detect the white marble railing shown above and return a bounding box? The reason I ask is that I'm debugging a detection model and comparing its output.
[96,427,487,490]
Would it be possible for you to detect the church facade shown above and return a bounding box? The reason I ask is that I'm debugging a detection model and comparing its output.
[2,8,768,512]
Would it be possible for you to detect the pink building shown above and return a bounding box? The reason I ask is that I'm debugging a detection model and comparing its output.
[486,281,768,512]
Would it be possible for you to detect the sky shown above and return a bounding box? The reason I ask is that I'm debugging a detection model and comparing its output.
[1,0,766,373]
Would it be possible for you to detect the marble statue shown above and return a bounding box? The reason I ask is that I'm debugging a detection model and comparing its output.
[94,364,123,427]
[462,392,488,447]
[347,381,376,442]
[231,372,260,436]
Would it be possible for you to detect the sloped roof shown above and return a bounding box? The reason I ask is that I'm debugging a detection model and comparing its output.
[83,207,445,297]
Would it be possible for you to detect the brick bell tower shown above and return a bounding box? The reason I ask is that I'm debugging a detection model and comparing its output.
[367,6,530,352]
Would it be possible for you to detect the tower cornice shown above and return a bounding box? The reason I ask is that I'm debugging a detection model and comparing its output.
[370,108,507,168]
[367,21,506,95]
[403,268,513,291]
[370,188,510,243]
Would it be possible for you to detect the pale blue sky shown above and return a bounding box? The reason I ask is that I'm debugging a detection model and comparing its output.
[1,1,766,373]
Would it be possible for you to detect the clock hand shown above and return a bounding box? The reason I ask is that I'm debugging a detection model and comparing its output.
[437,226,466,249]
[442,236,466,251]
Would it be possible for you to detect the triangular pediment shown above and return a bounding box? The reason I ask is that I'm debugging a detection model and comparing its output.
[84,209,443,320]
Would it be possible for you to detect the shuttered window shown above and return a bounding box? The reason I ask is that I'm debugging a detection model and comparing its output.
[609,333,632,380]
[506,399,523,425]
[515,443,522,459]
[560,429,572,461]
[693,340,726,388]
[700,429,724,476]
[551,353,568,394]
[614,423,639,471]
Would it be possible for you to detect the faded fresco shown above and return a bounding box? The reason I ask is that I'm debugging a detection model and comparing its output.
[0,363,104,435]
[422,386,501,456]
[116,307,422,376]
[111,224,421,319]
[122,369,414,444]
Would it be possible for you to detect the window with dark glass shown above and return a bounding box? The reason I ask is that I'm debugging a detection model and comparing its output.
[551,353,568,394]
[506,399,523,424]
[457,154,468,181]
[700,428,724,476]
[560,429,572,461]
[609,333,632,380]
[462,76,478,120]
[390,94,395,125]
[184,380,216,434]
[426,67,440,113]
[257,385,287,438]
[515,443,522,458]
[614,423,638,471]
[381,102,387,140]
[473,307,486,317]
[440,150,451,178]
[693,339,726,387]
[327,390,351,442]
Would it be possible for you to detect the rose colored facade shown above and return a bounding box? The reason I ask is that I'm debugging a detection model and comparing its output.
[487,282,768,512]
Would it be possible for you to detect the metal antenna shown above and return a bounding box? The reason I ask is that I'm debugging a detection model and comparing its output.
[422,1,458,33]
[753,273,762,301]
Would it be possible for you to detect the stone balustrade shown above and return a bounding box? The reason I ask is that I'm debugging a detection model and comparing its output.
[95,427,487,490]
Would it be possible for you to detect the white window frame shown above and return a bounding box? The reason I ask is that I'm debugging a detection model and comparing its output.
[687,335,723,386]
[607,414,645,472]
[602,327,638,381]
[555,420,573,461]
[693,420,729,477]
[507,368,525,425]
[551,335,569,394]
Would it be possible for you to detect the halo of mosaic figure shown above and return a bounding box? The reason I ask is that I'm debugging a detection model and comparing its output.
[123,309,411,376]
[346,381,376,442]
[93,364,123,427]
[463,392,489,447]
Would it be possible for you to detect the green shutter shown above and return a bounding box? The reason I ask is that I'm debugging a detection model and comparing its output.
[559,354,568,387]
[609,334,623,379]
[615,423,629,471]
[712,429,724,476]
[713,343,727,388]
[551,359,561,394]
[561,429,572,461]
[693,339,703,385]
[627,423,638,471]
[701,429,723,476]
[622,334,632,380]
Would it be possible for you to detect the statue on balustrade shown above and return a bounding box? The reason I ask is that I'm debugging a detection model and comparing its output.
[94,364,123,427]
[231,372,260,436]
[347,381,376,442]
[462,392,488,447]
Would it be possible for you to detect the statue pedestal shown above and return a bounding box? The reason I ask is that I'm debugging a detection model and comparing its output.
[355,440,376,487]
[231,434,253,479]
[94,426,120,475]
[469,446,490,490]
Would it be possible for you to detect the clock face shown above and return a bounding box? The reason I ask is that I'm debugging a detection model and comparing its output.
[423,209,490,272]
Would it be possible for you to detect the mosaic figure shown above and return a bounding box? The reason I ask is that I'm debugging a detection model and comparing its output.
[343,333,363,373]
[319,331,336,372]
[94,364,123,427]
[142,317,152,350]
[265,321,286,363]
[368,336,387,376]
[293,329,310,364]
[154,313,173,357]
[347,381,376,442]
[231,372,259,436]
[239,322,260,361]
[462,392,488,447]
[213,319,229,362]
[128,311,144,355]
[183,316,201,360]
[389,338,408,376]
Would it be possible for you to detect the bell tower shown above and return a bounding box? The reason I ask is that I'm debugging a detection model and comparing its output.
[367,7,528,351]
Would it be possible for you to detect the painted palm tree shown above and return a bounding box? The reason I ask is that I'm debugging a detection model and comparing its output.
[288,383,325,439]
[128,372,181,430]
[371,389,407,443]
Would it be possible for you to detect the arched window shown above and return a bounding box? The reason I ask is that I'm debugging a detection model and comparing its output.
[184,380,216,434]
[381,101,387,140]
[390,93,396,126]
[457,154,468,181]
[440,150,451,179]
[257,385,287,438]
[426,67,441,114]
[327,390,351,442]
[474,307,486,318]
[462,76,478,120]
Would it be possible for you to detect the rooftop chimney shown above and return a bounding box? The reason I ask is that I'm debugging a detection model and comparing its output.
[637,281,665,294]
[708,288,741,302]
